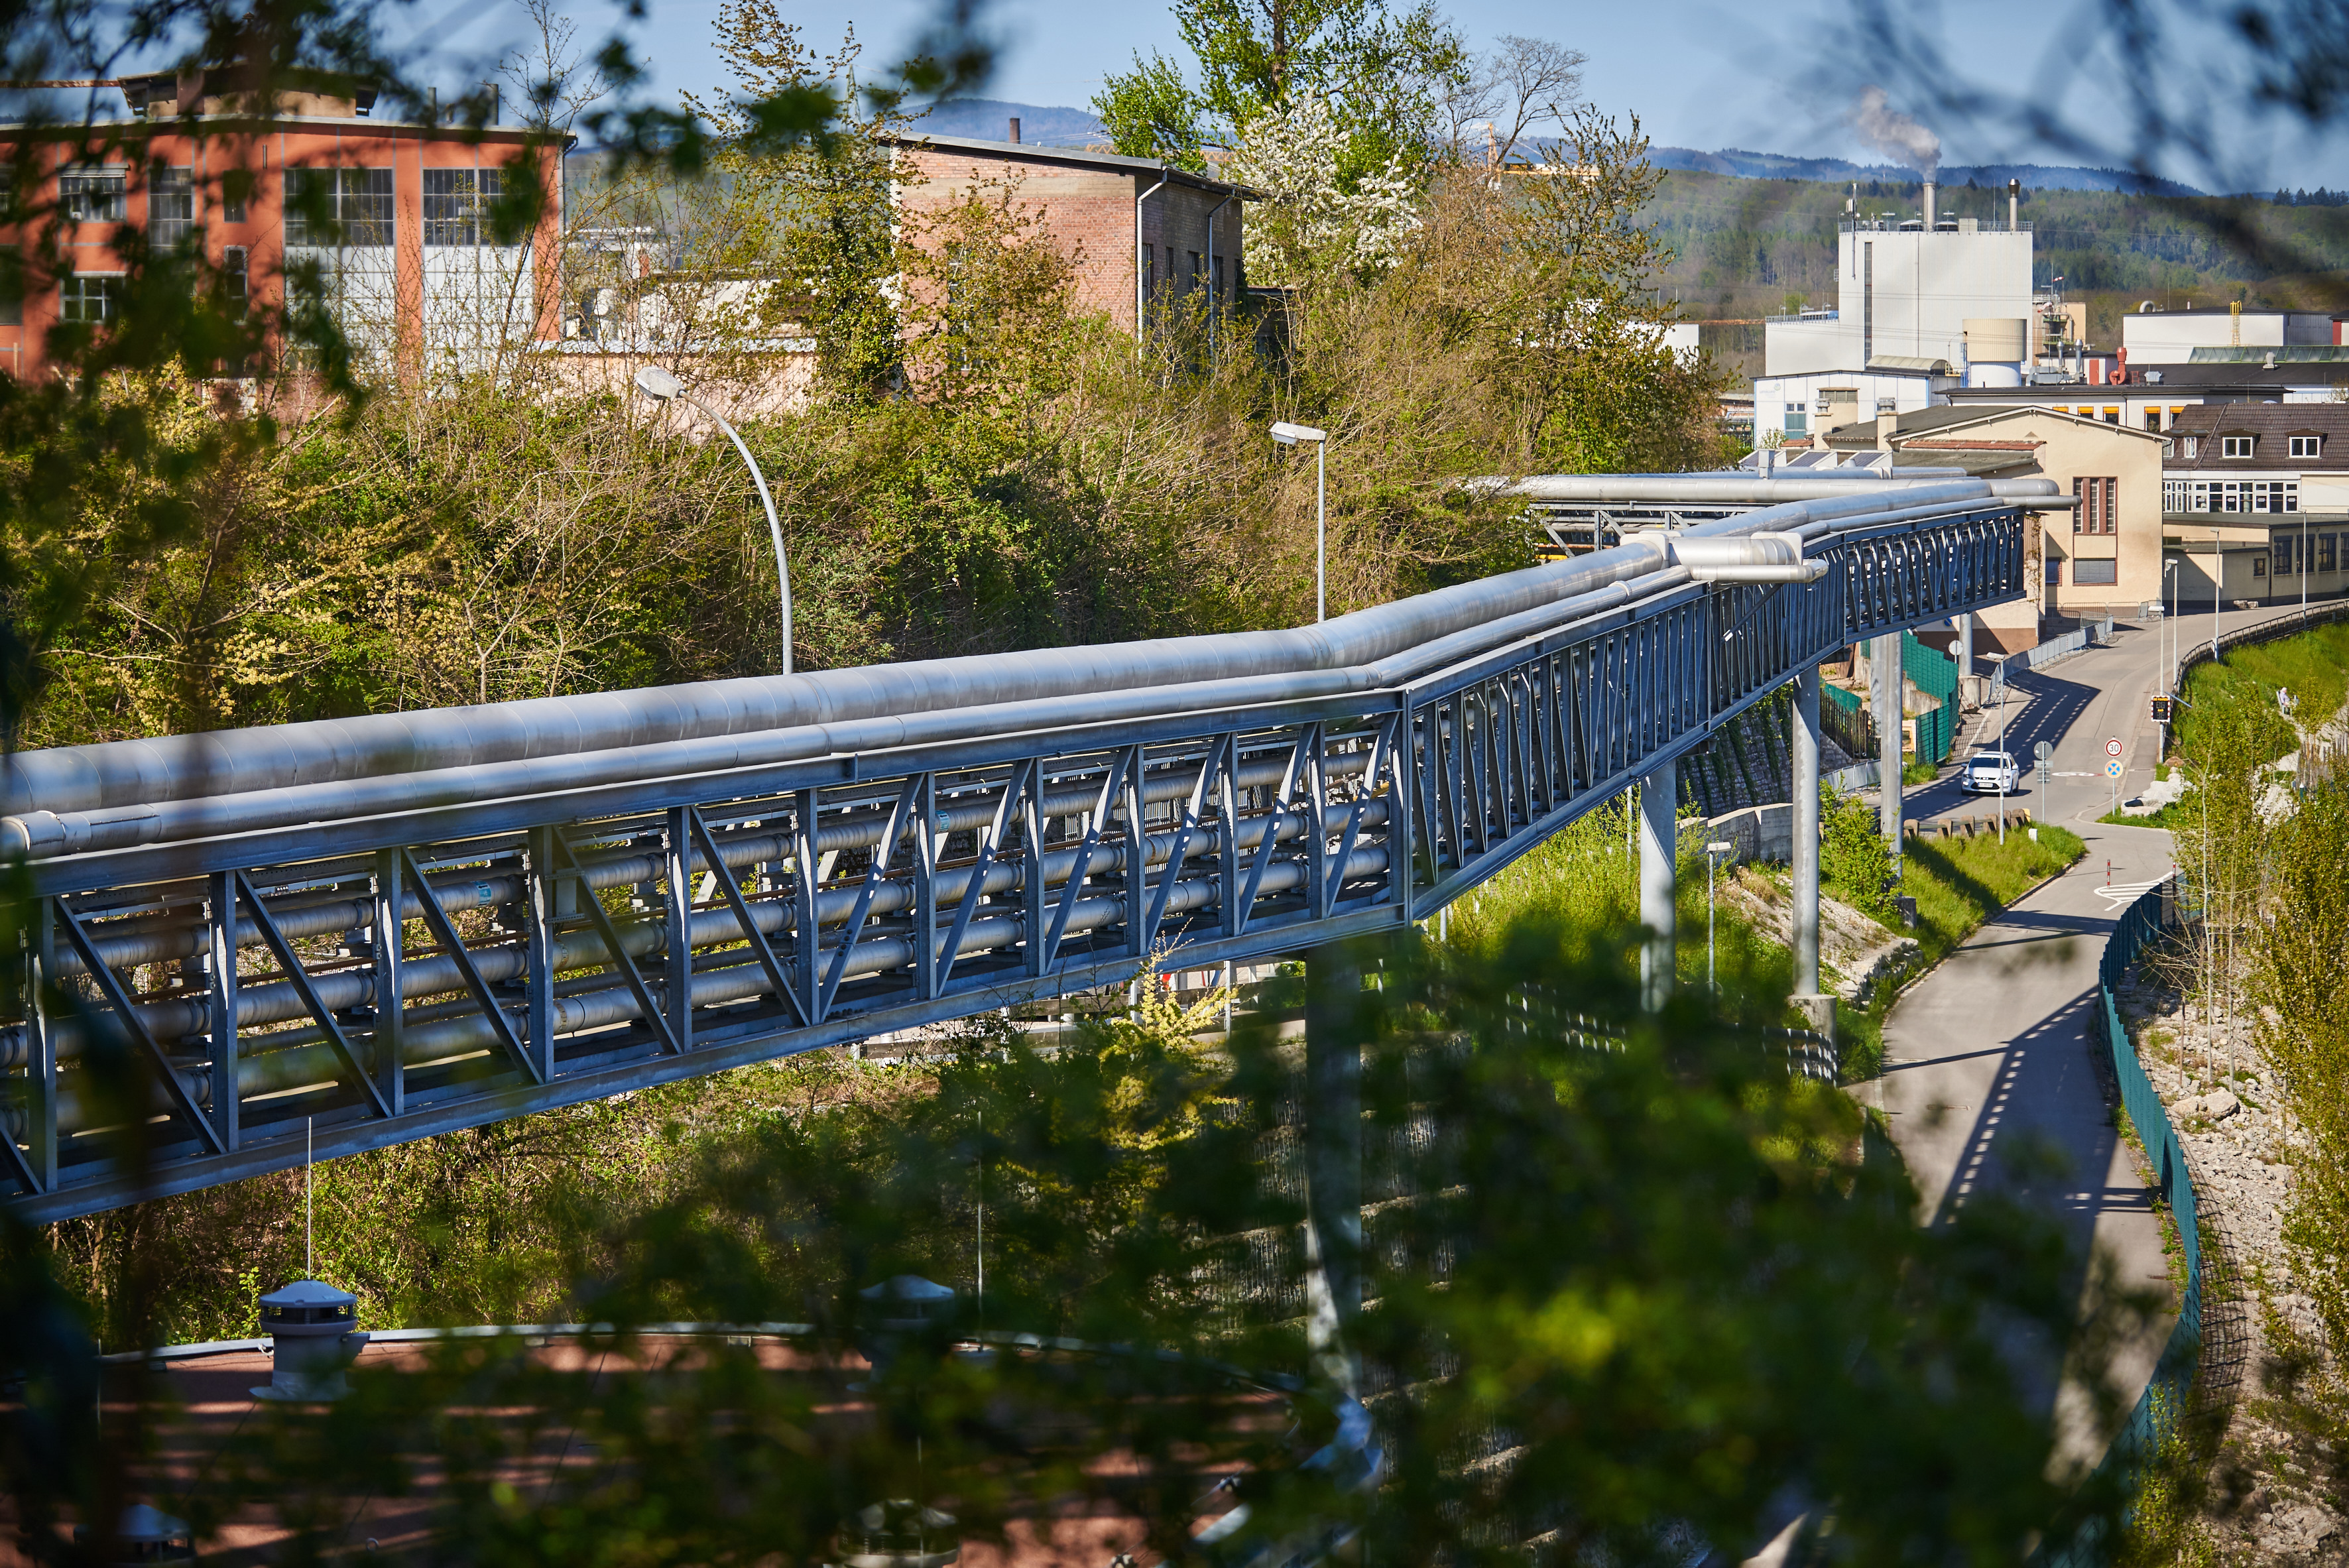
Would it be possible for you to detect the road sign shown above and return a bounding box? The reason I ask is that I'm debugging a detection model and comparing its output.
[2151,695,2174,724]
[2105,758,2125,779]
[2033,741,2053,760]
[2106,737,2124,758]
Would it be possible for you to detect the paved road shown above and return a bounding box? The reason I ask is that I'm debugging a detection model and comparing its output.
[1863,603,2320,1470]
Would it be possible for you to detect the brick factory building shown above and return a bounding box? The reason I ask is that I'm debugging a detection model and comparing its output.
[0,70,566,382]
[886,129,1252,334]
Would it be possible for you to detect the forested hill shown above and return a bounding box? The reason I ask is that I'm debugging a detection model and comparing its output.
[1646,169,2349,369]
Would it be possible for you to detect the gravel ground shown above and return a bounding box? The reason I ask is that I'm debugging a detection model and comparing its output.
[2115,963,2346,1563]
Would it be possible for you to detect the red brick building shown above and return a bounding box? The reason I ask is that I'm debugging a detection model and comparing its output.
[0,72,566,381]
[887,131,1251,333]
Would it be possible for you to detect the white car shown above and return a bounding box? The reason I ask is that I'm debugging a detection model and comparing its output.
[1961,750,2021,794]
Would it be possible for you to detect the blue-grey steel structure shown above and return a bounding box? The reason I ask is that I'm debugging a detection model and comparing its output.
[0,476,2049,1222]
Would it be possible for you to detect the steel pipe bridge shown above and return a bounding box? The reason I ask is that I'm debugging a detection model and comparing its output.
[0,475,2054,1222]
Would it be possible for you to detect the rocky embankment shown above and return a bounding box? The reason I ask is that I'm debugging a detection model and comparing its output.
[2112,965,2345,1562]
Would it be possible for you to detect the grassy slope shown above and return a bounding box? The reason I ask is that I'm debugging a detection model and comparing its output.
[1449,800,2086,1081]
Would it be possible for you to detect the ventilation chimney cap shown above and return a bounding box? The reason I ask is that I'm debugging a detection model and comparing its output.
[259,1278,358,1334]
[1007,115,1020,144]
[75,1505,193,1565]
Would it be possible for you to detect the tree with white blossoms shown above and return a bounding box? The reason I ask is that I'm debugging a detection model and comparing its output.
[1224,95,1422,289]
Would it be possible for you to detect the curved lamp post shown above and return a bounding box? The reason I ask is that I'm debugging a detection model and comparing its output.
[1270,421,1329,623]
[635,365,792,675]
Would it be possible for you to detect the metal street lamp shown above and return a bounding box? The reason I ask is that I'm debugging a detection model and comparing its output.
[1986,651,2012,843]
[1704,839,1734,993]
[636,365,794,675]
[1271,421,1329,623]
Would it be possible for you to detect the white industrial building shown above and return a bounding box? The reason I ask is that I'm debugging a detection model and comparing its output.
[1763,217,2035,379]
[2120,306,2347,366]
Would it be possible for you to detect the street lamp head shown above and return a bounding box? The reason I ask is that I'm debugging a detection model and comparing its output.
[1270,420,1328,446]
[1705,841,1734,855]
[634,365,688,402]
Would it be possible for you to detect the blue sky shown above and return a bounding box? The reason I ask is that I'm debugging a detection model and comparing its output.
[438,0,2349,189]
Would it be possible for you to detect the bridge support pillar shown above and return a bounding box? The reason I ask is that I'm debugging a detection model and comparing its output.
[1875,634,1903,877]
[1958,613,1976,698]
[1638,764,1676,1010]
[1303,941,1364,1392]
[1792,666,1823,996]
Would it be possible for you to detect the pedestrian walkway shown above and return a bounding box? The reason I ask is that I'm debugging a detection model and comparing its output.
[1863,819,2178,1471]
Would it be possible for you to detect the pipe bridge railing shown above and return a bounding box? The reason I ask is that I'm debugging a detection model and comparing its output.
[0,489,2029,1221]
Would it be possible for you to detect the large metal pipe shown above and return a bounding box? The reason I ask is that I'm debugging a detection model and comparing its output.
[0,477,2069,847]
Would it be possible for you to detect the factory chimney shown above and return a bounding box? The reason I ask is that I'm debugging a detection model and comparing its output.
[2008,177,2019,228]
[1008,116,1021,144]
[1923,178,1936,229]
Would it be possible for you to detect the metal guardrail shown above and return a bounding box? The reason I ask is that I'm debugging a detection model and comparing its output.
[2173,596,2349,691]
[2036,880,2200,1568]
[0,487,2031,1221]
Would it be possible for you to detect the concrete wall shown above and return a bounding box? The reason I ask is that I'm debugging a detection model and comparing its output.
[1681,802,1794,867]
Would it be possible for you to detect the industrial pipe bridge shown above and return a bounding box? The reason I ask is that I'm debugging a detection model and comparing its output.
[0,475,2054,1222]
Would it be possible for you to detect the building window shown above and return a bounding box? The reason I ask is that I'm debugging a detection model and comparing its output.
[284,167,395,247]
[148,164,194,249]
[2252,554,2267,579]
[2074,475,2118,534]
[1783,406,1808,436]
[2181,435,2199,458]
[2104,407,2120,424]
[2074,558,2118,586]
[2046,558,2063,585]
[60,274,123,322]
[2222,434,2256,457]
[61,167,126,223]
[422,167,505,246]
[2275,539,2296,577]
[0,247,20,327]
[2161,437,2175,458]
[2290,434,2323,458]
[2144,409,2161,432]
[2322,533,2340,573]
[223,245,248,318]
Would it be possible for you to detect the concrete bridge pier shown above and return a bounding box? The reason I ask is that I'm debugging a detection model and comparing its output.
[1638,762,1677,1010]
[1875,633,1904,884]
[1791,667,1835,1041]
[1303,941,1364,1392]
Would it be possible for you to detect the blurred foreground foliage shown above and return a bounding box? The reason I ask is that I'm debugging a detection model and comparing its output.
[5,916,2139,1565]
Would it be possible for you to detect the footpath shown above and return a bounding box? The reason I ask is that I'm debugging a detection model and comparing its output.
[1860,815,2175,1471]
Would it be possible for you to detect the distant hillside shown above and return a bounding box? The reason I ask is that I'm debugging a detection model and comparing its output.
[916,98,1106,147]
[1643,168,2349,376]
[1650,146,2204,198]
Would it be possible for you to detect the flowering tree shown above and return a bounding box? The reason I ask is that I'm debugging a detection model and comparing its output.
[1224,95,1422,288]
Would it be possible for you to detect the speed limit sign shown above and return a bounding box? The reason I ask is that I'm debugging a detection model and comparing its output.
[2106,737,2124,758]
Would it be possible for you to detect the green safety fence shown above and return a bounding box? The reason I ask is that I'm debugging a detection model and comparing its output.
[1817,633,1957,765]
[2035,879,2200,1568]
[1903,632,1957,765]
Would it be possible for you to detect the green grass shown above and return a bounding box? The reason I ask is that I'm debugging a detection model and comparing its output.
[1445,797,2086,1085]
[1829,824,2088,1080]
[1900,759,1941,786]
[2175,621,2349,760]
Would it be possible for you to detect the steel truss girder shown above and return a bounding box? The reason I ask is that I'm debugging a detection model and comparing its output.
[2,511,2023,1221]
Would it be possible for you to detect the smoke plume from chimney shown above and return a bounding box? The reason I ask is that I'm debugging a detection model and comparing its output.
[1850,85,1939,178]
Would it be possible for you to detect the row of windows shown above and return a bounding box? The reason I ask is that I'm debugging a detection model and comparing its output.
[2162,478,2301,513]
[47,165,507,247]
[2073,475,2119,535]
[2167,434,2324,459]
[58,249,250,324]
[2048,558,2120,586]
[2271,532,2342,575]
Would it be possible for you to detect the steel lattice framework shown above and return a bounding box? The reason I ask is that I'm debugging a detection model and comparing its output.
[0,499,2023,1221]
